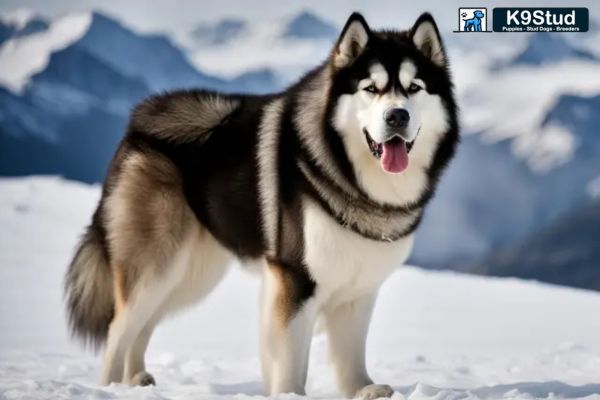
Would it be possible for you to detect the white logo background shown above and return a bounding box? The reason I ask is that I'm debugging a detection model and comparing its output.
[458,8,488,32]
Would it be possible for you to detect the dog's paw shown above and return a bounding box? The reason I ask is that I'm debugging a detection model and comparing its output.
[130,371,156,386]
[355,384,394,400]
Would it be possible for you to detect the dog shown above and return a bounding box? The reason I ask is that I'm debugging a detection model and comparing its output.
[65,12,458,399]
[463,10,485,31]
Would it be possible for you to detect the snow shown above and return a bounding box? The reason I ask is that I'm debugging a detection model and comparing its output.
[513,124,577,173]
[587,176,600,199]
[1,176,600,400]
[188,18,332,80]
[0,9,40,29]
[451,53,600,172]
[0,12,92,93]
[454,58,600,140]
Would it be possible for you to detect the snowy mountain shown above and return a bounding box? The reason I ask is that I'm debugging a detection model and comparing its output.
[1,176,600,400]
[283,11,338,40]
[509,33,598,66]
[0,12,93,93]
[75,12,228,92]
[469,199,600,290]
[409,34,600,274]
[0,11,278,95]
[412,91,600,273]
[31,44,148,112]
[190,18,247,46]
[543,92,600,135]
[0,11,282,182]
[188,11,336,79]
[0,9,48,45]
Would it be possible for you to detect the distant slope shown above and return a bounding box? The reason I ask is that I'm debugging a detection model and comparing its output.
[30,44,149,112]
[0,11,281,183]
[412,91,600,271]
[191,18,247,46]
[510,33,598,66]
[0,11,48,45]
[75,12,228,92]
[188,11,336,79]
[0,102,126,183]
[283,11,337,40]
[0,12,92,92]
[469,199,600,290]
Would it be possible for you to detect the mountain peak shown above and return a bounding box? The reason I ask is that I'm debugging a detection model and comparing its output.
[283,10,337,40]
[191,18,247,46]
[0,12,92,93]
[0,9,43,29]
[511,33,598,66]
[88,10,129,31]
[0,9,49,45]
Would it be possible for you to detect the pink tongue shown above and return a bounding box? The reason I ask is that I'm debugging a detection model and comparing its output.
[381,139,409,173]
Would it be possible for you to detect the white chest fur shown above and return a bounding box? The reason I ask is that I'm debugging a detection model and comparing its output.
[302,198,414,308]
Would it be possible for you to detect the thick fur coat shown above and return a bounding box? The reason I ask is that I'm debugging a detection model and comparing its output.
[65,12,458,398]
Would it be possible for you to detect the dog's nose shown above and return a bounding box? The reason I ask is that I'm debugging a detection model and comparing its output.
[384,108,410,129]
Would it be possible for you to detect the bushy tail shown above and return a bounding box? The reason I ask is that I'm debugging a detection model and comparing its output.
[65,223,114,350]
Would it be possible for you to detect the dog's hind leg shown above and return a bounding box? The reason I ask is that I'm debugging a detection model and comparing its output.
[100,234,196,385]
[122,228,231,386]
[260,260,317,395]
[123,319,157,385]
[323,293,393,399]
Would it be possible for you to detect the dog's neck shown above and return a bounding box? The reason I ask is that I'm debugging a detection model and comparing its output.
[291,66,433,209]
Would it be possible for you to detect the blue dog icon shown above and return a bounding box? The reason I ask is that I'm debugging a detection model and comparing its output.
[463,10,484,31]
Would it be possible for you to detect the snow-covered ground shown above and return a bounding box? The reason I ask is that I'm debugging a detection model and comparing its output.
[1,176,600,400]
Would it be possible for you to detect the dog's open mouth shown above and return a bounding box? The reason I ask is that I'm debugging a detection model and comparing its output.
[363,129,415,174]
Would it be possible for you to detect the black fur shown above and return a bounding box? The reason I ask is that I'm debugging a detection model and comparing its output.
[127,94,272,258]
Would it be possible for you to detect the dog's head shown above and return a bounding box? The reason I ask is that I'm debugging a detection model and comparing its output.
[329,12,455,175]
[473,10,485,18]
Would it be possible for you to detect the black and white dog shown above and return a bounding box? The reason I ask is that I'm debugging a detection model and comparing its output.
[66,12,458,399]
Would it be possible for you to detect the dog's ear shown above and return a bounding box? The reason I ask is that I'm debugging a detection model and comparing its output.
[333,12,371,68]
[410,13,446,67]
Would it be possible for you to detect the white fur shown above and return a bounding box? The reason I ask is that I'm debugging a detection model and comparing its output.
[323,294,377,397]
[100,227,231,385]
[256,198,414,396]
[399,60,417,89]
[333,60,450,205]
[261,266,317,395]
[257,98,285,256]
[368,63,388,90]
[303,198,414,307]
[294,69,363,199]
[301,198,413,394]
[258,198,413,397]
[123,321,155,383]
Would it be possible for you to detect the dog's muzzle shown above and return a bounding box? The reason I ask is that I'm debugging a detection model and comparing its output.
[363,128,417,159]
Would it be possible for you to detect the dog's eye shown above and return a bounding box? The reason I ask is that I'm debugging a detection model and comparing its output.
[407,83,422,94]
[363,84,378,94]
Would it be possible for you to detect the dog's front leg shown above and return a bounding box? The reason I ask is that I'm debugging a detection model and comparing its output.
[260,260,317,395]
[323,293,394,399]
